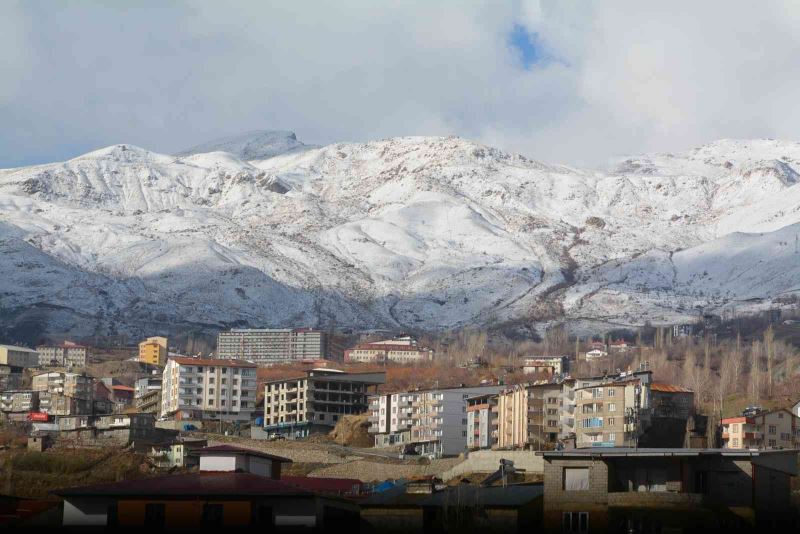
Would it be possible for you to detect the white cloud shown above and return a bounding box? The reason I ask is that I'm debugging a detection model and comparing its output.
[1,1,800,168]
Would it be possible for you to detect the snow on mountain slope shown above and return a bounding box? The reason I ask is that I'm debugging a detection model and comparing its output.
[1,133,800,340]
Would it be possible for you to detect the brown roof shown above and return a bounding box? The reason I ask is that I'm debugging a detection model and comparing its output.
[171,357,256,368]
[651,383,693,393]
[53,472,307,497]
[111,385,135,392]
[281,476,363,494]
[195,444,292,463]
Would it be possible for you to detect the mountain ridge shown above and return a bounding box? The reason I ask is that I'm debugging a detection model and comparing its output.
[1,132,799,341]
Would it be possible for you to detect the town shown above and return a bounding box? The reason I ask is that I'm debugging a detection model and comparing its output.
[1,316,799,531]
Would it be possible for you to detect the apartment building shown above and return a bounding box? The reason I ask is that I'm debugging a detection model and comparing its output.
[466,393,498,449]
[135,389,161,414]
[36,341,89,368]
[0,345,39,368]
[160,357,258,422]
[370,385,504,456]
[0,365,23,391]
[32,372,93,399]
[368,391,416,447]
[344,336,434,364]
[134,374,163,399]
[0,390,39,414]
[264,369,385,438]
[496,381,572,449]
[522,356,569,376]
[139,336,168,366]
[721,408,799,449]
[217,328,327,364]
[38,391,93,416]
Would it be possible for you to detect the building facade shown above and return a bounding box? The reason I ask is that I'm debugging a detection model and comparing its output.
[264,369,385,438]
[542,448,798,532]
[0,345,39,368]
[217,328,327,364]
[32,372,93,399]
[721,408,799,449]
[495,379,576,450]
[466,393,498,449]
[522,356,569,376]
[36,341,89,368]
[139,336,168,366]
[160,357,258,421]
[0,390,40,414]
[344,336,434,364]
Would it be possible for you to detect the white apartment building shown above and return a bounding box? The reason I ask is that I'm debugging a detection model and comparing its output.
[344,336,434,364]
[217,328,327,364]
[160,357,258,422]
[35,341,89,368]
[369,385,504,457]
[466,393,498,449]
[263,369,385,438]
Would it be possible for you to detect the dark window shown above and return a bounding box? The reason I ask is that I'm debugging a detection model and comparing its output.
[562,511,589,533]
[144,503,166,527]
[107,503,118,526]
[202,503,224,526]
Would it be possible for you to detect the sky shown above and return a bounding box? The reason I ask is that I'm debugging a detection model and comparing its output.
[3,1,800,168]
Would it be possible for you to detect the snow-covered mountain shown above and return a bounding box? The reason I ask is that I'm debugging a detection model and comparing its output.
[2,133,799,340]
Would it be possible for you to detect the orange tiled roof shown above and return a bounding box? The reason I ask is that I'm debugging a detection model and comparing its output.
[651,383,693,393]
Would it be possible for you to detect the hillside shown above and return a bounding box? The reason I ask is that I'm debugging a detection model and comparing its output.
[1,133,800,341]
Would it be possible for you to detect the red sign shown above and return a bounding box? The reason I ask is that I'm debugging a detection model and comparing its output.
[27,412,50,422]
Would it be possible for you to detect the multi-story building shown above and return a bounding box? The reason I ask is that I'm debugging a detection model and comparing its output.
[574,370,656,448]
[370,385,503,457]
[160,357,257,422]
[522,356,569,376]
[496,381,572,449]
[466,393,498,449]
[650,383,694,419]
[264,369,385,438]
[0,345,39,368]
[35,341,89,368]
[344,336,434,364]
[135,389,161,414]
[31,372,93,399]
[0,365,23,391]
[368,391,416,448]
[0,390,40,414]
[38,391,93,416]
[217,328,327,364]
[139,336,168,366]
[134,374,163,399]
[721,408,799,449]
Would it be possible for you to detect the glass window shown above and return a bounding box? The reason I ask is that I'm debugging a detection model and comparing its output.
[564,468,590,491]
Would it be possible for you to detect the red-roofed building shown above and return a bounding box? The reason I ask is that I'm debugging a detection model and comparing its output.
[650,383,694,419]
[281,476,365,497]
[54,444,359,529]
[344,336,433,364]
[111,384,135,405]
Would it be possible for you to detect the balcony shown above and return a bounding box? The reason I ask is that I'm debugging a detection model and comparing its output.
[608,491,706,510]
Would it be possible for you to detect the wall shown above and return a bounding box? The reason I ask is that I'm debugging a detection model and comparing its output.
[63,498,111,526]
[441,450,544,481]
[118,499,250,528]
[542,457,610,534]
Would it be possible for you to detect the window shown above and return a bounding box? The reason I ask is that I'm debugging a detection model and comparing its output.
[608,417,615,426]
[607,388,616,397]
[562,512,589,534]
[608,403,616,412]
[202,504,224,526]
[608,432,616,442]
[769,425,777,434]
[563,467,590,491]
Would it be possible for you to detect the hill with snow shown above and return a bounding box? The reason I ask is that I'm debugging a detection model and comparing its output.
[1,132,799,341]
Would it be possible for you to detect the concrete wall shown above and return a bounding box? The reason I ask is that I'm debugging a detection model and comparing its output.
[543,457,610,533]
[63,498,111,526]
[441,450,544,481]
